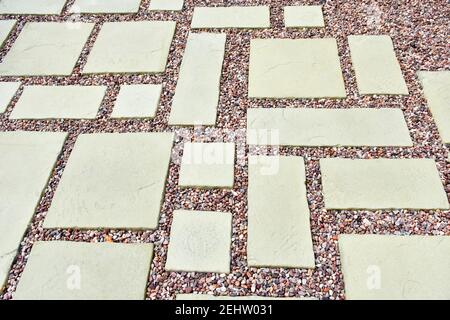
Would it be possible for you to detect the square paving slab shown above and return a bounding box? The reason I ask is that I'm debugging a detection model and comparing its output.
[149,0,184,11]
[70,0,141,13]
[249,38,346,98]
[284,6,325,28]
[10,85,107,119]
[247,108,412,147]
[0,131,67,289]
[320,158,449,210]
[14,242,153,300]
[417,71,450,144]
[111,84,162,119]
[191,6,270,29]
[0,22,94,76]
[168,33,226,126]
[0,20,16,47]
[165,210,232,273]
[0,0,66,15]
[82,21,176,74]
[0,82,20,113]
[247,156,315,268]
[348,35,408,95]
[179,142,235,188]
[339,235,450,300]
[43,132,174,230]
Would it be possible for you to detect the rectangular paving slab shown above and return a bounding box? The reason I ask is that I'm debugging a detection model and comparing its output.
[168,33,226,126]
[111,84,162,119]
[348,35,408,95]
[149,0,184,11]
[10,85,107,119]
[320,158,449,210]
[247,156,315,268]
[14,241,153,300]
[43,132,174,230]
[83,21,176,74]
[70,0,141,13]
[0,0,67,14]
[339,235,450,300]
[0,131,67,290]
[179,143,235,188]
[417,71,450,144]
[249,38,346,98]
[191,6,270,29]
[284,6,325,28]
[0,20,16,47]
[0,22,94,76]
[165,210,232,273]
[247,108,412,147]
[0,82,20,113]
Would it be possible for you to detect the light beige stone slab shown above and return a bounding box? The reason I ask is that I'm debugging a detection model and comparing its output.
[320,158,449,209]
[177,294,314,300]
[417,71,450,144]
[43,132,174,230]
[249,38,346,98]
[339,235,450,300]
[111,84,162,119]
[247,108,412,147]
[168,33,226,126]
[0,22,94,76]
[70,0,141,13]
[83,21,176,74]
[10,85,106,119]
[284,6,325,28]
[165,210,232,273]
[0,20,16,47]
[247,156,315,268]
[179,143,235,188]
[0,0,66,15]
[191,6,270,29]
[149,0,184,11]
[0,82,20,113]
[14,242,153,300]
[0,132,67,289]
[348,35,408,95]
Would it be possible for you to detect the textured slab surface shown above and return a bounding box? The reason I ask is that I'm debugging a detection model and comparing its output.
[339,235,450,300]
[247,108,412,146]
[149,0,184,11]
[284,6,325,28]
[44,133,174,229]
[348,35,408,95]
[111,84,162,119]
[0,132,67,289]
[417,71,450,144]
[0,20,16,47]
[191,6,270,29]
[83,21,176,74]
[247,156,315,268]
[0,0,66,14]
[14,242,153,300]
[0,82,20,113]
[168,33,226,125]
[71,0,141,13]
[165,210,232,273]
[320,158,449,209]
[249,38,346,98]
[0,22,94,76]
[177,294,313,300]
[10,85,107,119]
[179,143,235,188]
